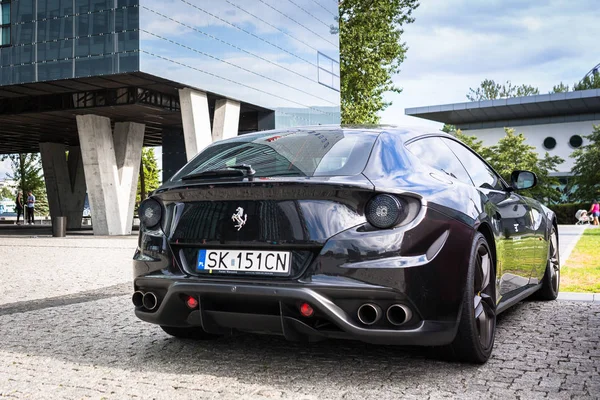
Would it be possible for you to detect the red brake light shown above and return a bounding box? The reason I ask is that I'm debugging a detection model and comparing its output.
[185,296,199,309]
[299,302,314,317]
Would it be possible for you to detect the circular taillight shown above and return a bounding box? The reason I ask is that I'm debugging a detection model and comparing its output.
[139,198,162,228]
[366,194,404,229]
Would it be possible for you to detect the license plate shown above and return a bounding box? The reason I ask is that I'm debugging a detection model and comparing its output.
[196,249,291,275]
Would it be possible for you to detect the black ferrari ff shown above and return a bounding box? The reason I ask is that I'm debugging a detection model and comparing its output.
[132,126,560,363]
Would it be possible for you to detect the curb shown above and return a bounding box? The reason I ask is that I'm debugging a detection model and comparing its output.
[557,292,600,303]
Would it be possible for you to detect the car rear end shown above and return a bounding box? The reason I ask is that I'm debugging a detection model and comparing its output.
[132,128,468,345]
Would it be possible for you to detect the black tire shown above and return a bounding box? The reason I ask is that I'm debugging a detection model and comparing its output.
[446,232,497,364]
[160,325,222,340]
[534,226,560,300]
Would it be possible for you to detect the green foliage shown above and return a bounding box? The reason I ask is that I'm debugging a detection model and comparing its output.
[455,128,564,203]
[454,130,492,160]
[339,0,419,124]
[136,148,161,203]
[546,203,589,224]
[573,72,600,91]
[441,124,457,133]
[570,124,600,201]
[550,82,570,93]
[0,153,49,216]
[466,79,539,101]
[0,186,13,199]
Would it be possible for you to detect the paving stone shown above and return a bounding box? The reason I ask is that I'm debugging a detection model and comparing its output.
[0,237,599,399]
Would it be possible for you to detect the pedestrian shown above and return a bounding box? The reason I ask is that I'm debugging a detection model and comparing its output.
[589,199,600,226]
[15,191,24,225]
[26,191,35,225]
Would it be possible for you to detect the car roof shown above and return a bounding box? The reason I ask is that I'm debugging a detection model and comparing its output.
[231,125,443,143]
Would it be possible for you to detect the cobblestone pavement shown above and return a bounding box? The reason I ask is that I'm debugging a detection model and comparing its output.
[0,237,599,399]
[0,236,136,304]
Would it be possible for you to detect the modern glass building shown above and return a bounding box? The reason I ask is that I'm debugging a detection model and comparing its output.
[0,0,341,235]
[0,0,339,129]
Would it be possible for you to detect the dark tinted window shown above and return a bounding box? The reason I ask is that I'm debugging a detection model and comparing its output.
[442,138,504,191]
[406,137,472,184]
[171,130,377,181]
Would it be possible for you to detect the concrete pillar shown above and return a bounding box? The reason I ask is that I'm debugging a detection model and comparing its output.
[76,115,145,236]
[39,143,87,230]
[178,88,211,161]
[212,98,241,141]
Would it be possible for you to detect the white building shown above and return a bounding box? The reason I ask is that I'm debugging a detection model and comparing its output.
[405,88,600,177]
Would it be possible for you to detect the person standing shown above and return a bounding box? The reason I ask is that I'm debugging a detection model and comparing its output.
[15,192,24,225]
[26,191,35,225]
[589,199,600,226]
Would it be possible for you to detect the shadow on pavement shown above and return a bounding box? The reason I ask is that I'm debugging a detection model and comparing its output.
[0,294,532,389]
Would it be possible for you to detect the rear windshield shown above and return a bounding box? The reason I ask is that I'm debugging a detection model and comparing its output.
[171,130,377,180]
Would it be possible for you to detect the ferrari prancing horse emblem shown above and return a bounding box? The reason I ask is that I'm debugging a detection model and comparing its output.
[232,207,247,231]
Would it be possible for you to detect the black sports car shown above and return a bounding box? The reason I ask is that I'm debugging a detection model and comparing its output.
[132,126,560,363]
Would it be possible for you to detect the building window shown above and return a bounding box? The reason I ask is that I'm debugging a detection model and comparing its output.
[543,137,557,150]
[318,52,340,92]
[569,135,583,148]
[0,0,10,47]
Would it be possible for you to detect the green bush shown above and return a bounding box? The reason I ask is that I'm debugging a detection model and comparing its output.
[547,203,589,224]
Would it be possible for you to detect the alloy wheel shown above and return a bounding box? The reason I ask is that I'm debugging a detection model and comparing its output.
[473,244,495,351]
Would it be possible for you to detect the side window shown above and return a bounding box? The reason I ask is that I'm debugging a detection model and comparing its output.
[442,138,504,191]
[406,137,472,185]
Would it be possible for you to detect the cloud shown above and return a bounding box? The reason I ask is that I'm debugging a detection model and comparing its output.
[381,0,600,127]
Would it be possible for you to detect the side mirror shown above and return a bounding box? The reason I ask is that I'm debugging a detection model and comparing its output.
[511,170,537,190]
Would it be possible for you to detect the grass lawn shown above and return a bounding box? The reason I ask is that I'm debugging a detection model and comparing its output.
[561,228,600,293]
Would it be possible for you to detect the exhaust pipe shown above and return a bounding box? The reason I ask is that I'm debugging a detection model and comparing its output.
[386,304,412,326]
[132,291,144,308]
[142,292,159,311]
[357,303,382,325]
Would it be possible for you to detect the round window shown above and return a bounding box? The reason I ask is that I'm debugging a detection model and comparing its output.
[569,135,583,148]
[543,137,557,150]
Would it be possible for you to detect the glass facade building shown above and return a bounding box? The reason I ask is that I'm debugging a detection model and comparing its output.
[0,0,340,127]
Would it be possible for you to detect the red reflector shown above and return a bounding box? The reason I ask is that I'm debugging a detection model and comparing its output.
[299,302,314,317]
[186,296,199,309]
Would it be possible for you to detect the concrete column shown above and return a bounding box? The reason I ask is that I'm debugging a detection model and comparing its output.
[212,98,241,141]
[178,88,211,161]
[76,115,145,236]
[39,143,87,230]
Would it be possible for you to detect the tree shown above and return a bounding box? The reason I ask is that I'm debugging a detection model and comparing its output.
[455,130,492,160]
[338,0,419,124]
[573,71,600,91]
[466,79,539,101]
[441,124,457,134]
[136,148,161,204]
[549,82,570,93]
[571,124,600,201]
[455,128,564,203]
[0,186,13,200]
[0,153,49,216]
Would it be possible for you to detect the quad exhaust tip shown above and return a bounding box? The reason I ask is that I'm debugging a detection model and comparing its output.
[386,304,412,326]
[142,292,159,311]
[132,291,144,308]
[357,303,382,325]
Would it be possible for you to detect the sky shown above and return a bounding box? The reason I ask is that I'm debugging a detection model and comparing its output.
[380,0,600,130]
[1,0,599,179]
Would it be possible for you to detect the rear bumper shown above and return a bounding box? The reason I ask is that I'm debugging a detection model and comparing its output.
[133,276,459,346]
